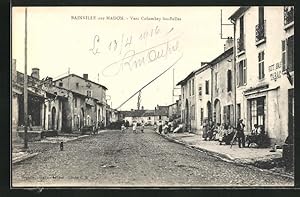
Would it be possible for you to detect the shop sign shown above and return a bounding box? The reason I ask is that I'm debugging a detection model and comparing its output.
[269,62,282,81]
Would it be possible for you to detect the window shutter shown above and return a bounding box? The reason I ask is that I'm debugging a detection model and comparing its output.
[244,59,247,85]
[237,63,240,87]
[282,40,286,71]
[287,36,294,71]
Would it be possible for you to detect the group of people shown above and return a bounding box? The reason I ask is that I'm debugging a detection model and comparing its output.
[121,120,144,134]
[154,120,182,134]
[202,119,248,148]
[202,118,267,148]
[202,119,237,145]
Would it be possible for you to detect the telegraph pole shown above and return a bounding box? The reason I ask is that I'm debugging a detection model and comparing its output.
[23,7,28,149]
[172,68,175,103]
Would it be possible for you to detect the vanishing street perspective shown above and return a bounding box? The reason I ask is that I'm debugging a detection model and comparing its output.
[12,6,294,187]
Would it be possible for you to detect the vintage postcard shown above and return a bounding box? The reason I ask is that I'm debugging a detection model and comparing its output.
[11,6,294,187]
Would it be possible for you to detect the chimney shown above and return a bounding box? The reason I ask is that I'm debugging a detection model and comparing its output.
[224,37,233,51]
[12,59,17,82]
[31,68,40,79]
[83,74,88,80]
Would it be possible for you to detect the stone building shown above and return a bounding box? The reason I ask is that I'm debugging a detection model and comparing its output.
[120,105,169,126]
[194,63,212,132]
[54,74,107,129]
[177,71,196,132]
[229,6,294,144]
[168,99,181,121]
[210,44,234,126]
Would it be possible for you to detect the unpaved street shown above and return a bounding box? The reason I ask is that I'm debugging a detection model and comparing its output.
[12,128,294,187]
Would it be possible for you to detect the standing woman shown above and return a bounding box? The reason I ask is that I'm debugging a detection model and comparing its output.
[132,121,137,134]
[202,118,208,140]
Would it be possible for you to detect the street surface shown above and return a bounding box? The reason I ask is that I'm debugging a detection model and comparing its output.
[12,128,294,187]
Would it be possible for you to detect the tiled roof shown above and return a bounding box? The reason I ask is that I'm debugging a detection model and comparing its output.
[54,74,107,90]
[120,108,168,117]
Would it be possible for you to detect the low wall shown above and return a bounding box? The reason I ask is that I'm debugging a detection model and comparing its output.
[17,131,42,142]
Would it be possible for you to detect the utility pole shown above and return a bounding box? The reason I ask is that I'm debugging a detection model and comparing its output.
[23,7,28,149]
[172,68,175,103]
[230,19,237,129]
[137,91,141,110]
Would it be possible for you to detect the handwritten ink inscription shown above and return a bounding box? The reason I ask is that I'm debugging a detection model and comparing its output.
[269,62,282,81]
[88,25,182,77]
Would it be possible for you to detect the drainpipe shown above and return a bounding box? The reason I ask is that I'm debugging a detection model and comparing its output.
[230,18,237,128]
[210,65,213,122]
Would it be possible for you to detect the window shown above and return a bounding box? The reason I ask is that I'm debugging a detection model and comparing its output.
[223,105,234,125]
[76,83,79,89]
[59,82,63,87]
[200,108,203,125]
[249,97,266,131]
[87,90,92,97]
[159,115,161,120]
[282,36,294,72]
[191,105,195,120]
[74,98,77,108]
[258,51,265,79]
[237,15,245,52]
[182,87,184,99]
[237,103,241,122]
[215,72,218,94]
[148,117,151,120]
[227,70,232,92]
[240,16,244,39]
[205,80,209,95]
[238,59,247,86]
[189,80,191,96]
[192,79,195,95]
[256,6,266,43]
[198,84,202,99]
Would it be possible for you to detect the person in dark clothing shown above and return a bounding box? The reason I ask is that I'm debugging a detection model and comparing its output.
[236,119,246,148]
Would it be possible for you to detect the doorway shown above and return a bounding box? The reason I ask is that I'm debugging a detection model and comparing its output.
[51,107,56,130]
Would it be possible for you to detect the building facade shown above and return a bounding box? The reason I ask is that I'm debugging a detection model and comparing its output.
[229,6,294,144]
[210,46,234,126]
[54,74,108,129]
[194,64,212,133]
[120,105,169,126]
[177,72,197,132]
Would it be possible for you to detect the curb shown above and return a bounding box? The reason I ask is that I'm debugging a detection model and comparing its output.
[158,132,294,180]
[12,152,39,165]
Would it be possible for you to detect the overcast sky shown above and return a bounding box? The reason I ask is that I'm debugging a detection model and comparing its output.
[12,6,238,110]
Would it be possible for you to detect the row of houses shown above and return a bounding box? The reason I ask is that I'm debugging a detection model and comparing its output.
[12,59,112,141]
[119,105,170,126]
[177,6,294,146]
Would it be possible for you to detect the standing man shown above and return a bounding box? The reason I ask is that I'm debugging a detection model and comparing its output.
[236,119,246,148]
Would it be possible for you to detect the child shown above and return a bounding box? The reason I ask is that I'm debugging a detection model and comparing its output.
[132,121,137,134]
[141,121,144,133]
[121,124,126,133]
